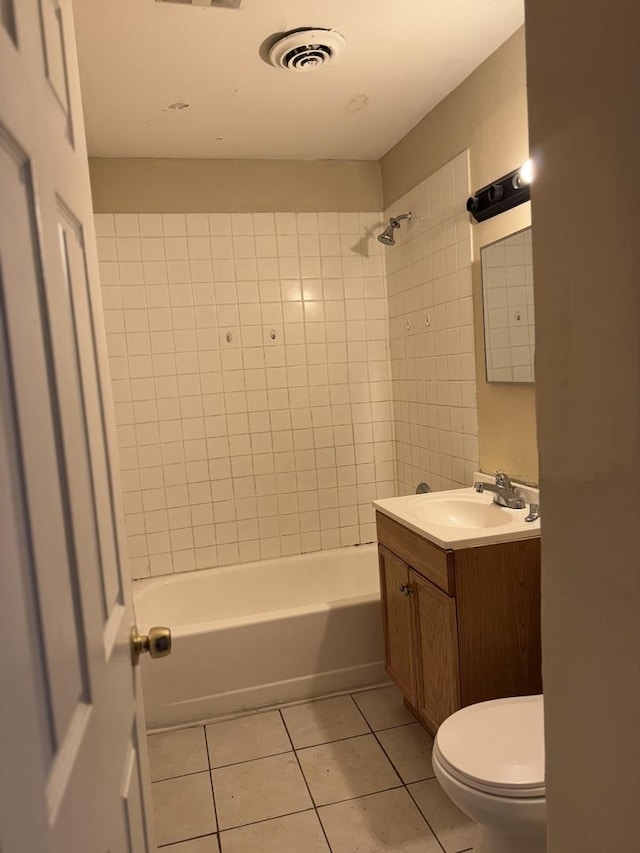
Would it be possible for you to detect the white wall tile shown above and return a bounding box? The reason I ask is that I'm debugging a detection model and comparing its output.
[98,209,390,579]
[384,152,478,495]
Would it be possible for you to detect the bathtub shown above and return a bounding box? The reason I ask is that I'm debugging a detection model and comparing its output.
[134,543,385,729]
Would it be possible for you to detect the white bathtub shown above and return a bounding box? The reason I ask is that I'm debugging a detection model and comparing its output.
[134,544,385,729]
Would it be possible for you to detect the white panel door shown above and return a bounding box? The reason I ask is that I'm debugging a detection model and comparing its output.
[0,2,154,851]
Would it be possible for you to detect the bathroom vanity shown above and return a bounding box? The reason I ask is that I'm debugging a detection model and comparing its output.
[373,485,541,736]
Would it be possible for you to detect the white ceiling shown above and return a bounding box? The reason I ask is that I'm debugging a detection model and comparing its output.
[73,0,523,160]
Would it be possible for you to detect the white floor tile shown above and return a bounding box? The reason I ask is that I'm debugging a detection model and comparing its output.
[152,771,216,846]
[219,809,329,853]
[376,723,435,783]
[149,696,476,853]
[148,726,208,782]
[318,787,442,852]
[213,752,312,830]
[352,685,416,731]
[206,711,291,767]
[409,779,477,853]
[282,695,369,748]
[297,734,401,806]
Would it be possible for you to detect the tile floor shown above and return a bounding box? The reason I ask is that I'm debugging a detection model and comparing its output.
[149,684,476,852]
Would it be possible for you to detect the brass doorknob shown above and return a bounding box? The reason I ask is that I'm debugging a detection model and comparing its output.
[130,626,172,666]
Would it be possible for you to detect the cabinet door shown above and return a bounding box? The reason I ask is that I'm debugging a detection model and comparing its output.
[412,569,461,731]
[378,546,416,704]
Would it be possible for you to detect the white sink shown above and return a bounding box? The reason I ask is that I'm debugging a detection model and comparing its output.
[412,496,513,530]
[373,484,540,549]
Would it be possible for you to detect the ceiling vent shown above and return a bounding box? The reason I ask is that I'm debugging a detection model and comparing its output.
[267,28,346,72]
[155,0,242,8]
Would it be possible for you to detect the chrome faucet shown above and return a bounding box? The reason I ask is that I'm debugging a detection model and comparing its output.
[474,471,526,509]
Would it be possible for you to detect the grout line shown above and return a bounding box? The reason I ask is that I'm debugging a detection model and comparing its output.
[280,694,417,754]
[405,783,449,853]
[209,747,293,771]
[347,691,375,731]
[279,708,334,853]
[277,710,320,810]
[347,691,405,789]
[202,725,222,853]
[346,691,371,730]
[151,767,212,784]
[312,782,405,810]
[217,807,317,837]
[348,689,424,733]
[371,726,436,786]
[372,720,419,733]
[158,832,218,849]
[355,703,447,850]
[288,730,374,753]
[346,692,422,784]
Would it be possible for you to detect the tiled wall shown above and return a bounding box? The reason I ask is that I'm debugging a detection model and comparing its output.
[95,211,395,579]
[481,227,534,382]
[384,153,478,495]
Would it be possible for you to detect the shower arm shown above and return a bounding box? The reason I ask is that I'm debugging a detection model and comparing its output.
[390,212,412,227]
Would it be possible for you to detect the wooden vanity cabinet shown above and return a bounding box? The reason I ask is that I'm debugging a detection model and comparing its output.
[411,569,461,733]
[377,512,541,735]
[378,547,417,705]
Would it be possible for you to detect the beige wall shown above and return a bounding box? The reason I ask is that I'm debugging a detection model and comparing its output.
[89,158,382,214]
[90,29,538,483]
[381,27,538,483]
[526,1,640,850]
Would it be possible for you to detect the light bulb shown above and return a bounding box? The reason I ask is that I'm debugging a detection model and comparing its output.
[519,158,534,185]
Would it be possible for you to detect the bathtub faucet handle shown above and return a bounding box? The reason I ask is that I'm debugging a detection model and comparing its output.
[130,625,172,666]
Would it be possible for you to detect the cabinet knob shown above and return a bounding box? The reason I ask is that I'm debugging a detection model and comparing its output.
[399,583,413,596]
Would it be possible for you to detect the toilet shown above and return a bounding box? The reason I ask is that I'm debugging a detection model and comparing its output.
[432,694,545,853]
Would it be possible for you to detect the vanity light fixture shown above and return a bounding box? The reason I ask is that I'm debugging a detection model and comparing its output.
[517,158,534,186]
[466,159,534,223]
[155,0,242,7]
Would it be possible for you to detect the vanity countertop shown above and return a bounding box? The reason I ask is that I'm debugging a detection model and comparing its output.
[373,485,541,550]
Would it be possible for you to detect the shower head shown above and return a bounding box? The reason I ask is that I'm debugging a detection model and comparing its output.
[377,224,396,246]
[377,212,412,246]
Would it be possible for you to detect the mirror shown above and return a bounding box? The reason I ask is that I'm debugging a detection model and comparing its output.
[481,226,534,383]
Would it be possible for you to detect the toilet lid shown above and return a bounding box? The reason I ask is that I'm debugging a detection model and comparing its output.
[435,695,545,796]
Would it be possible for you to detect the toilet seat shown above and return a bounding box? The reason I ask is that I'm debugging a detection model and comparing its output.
[434,694,545,799]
